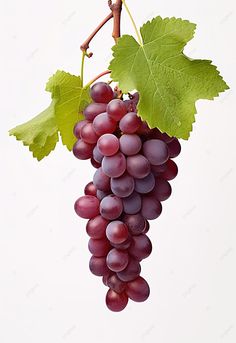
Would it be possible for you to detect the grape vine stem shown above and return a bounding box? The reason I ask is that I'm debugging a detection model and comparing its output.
[86,70,111,88]
[121,0,143,45]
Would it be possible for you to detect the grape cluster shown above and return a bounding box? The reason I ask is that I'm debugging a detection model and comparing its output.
[73,82,181,312]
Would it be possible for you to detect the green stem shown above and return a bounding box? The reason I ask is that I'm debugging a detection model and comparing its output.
[80,51,86,87]
[121,0,142,45]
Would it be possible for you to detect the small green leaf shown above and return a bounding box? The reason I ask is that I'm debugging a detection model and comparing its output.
[9,70,91,160]
[46,70,91,150]
[109,16,229,139]
[9,100,59,161]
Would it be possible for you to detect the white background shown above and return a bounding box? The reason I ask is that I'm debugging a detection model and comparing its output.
[1,0,236,342]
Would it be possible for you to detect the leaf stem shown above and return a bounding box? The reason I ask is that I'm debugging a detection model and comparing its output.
[80,51,86,87]
[121,0,142,45]
[86,70,111,88]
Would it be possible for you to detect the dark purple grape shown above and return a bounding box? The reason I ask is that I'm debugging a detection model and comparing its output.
[96,190,109,200]
[93,145,103,163]
[129,234,152,260]
[97,134,119,156]
[167,138,181,158]
[89,256,110,276]
[141,196,162,220]
[117,258,141,282]
[102,152,126,178]
[107,99,127,121]
[161,159,178,180]
[84,182,97,196]
[111,236,132,250]
[88,238,111,257]
[150,128,174,143]
[102,271,113,286]
[73,140,94,160]
[86,215,108,239]
[90,157,101,169]
[106,221,129,244]
[123,213,146,236]
[143,139,169,165]
[142,220,150,234]
[107,274,126,294]
[122,191,142,215]
[100,195,123,220]
[119,112,142,133]
[106,289,128,312]
[74,195,100,219]
[93,112,117,136]
[126,154,150,179]
[83,103,107,121]
[119,134,142,156]
[93,167,111,192]
[126,276,150,302]
[90,82,114,103]
[134,173,155,194]
[73,120,89,139]
[111,173,134,198]
[106,248,129,272]
[80,123,99,144]
[151,163,167,175]
[136,121,151,135]
[150,178,172,201]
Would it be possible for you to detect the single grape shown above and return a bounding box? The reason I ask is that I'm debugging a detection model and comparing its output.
[73,140,94,160]
[134,173,155,194]
[168,138,181,158]
[100,194,123,220]
[107,99,127,121]
[117,258,141,282]
[106,248,129,272]
[111,236,132,250]
[96,190,109,200]
[107,274,126,294]
[80,123,99,144]
[88,238,111,257]
[84,182,97,196]
[141,196,162,220]
[136,121,151,135]
[111,173,134,198]
[102,152,126,178]
[73,120,89,139]
[122,191,142,215]
[90,157,101,169]
[129,234,152,260]
[106,221,129,244]
[93,145,103,163]
[119,134,142,156]
[74,195,100,219]
[86,215,108,239]
[126,276,150,302]
[93,167,111,192]
[93,112,117,136]
[126,154,150,179]
[89,256,110,276]
[97,134,119,156]
[150,128,174,143]
[90,82,114,103]
[119,112,142,133]
[123,213,146,236]
[161,159,178,180]
[151,163,167,176]
[143,139,169,165]
[150,178,172,201]
[83,103,107,121]
[106,289,128,312]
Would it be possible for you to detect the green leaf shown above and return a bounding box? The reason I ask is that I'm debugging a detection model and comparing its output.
[9,100,59,161]
[46,70,91,150]
[109,16,229,139]
[9,70,91,160]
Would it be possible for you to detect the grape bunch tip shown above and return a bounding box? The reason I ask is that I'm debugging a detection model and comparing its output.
[73,81,181,312]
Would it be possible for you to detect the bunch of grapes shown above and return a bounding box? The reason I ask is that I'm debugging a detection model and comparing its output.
[73,82,181,312]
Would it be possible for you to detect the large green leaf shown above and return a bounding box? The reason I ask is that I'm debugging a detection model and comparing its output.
[109,16,229,139]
